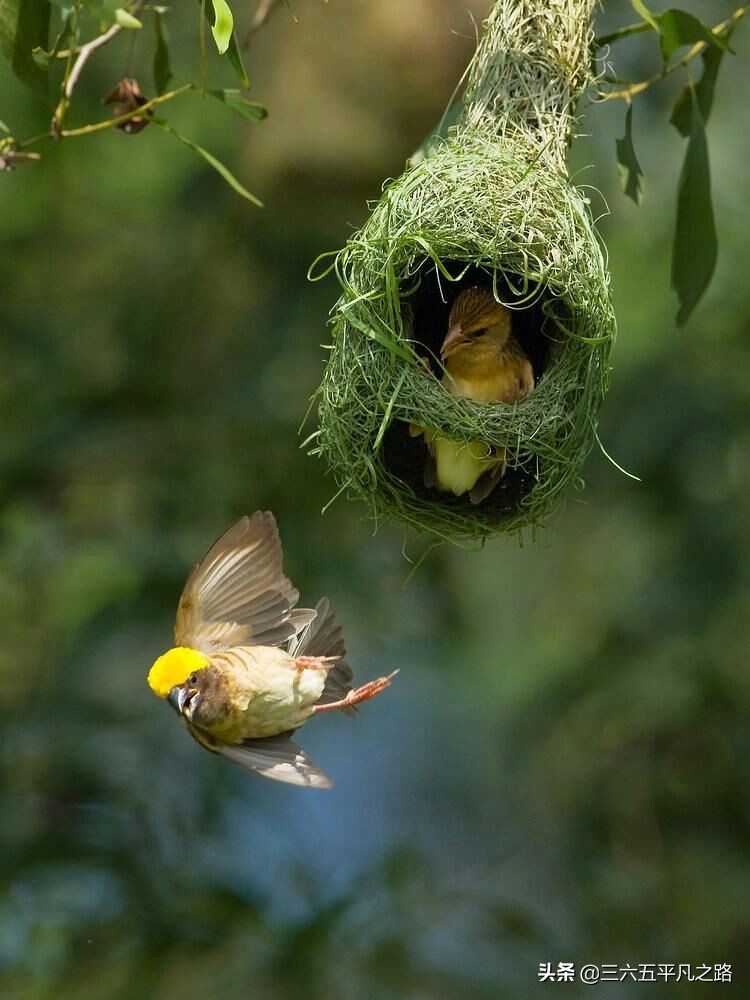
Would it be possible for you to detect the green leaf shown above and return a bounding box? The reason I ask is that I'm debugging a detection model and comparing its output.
[201,1,249,87]
[224,29,248,86]
[32,12,72,69]
[657,9,731,62]
[207,89,267,121]
[157,120,262,206]
[595,21,651,48]
[0,0,50,93]
[671,86,717,326]
[210,0,232,54]
[31,44,51,68]
[629,0,659,33]
[615,104,644,205]
[114,8,142,29]
[670,31,731,137]
[153,10,172,95]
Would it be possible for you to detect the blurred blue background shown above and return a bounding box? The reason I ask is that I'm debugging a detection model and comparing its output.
[1,2,749,997]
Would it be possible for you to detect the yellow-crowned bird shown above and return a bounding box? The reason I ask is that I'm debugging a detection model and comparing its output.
[147,512,396,788]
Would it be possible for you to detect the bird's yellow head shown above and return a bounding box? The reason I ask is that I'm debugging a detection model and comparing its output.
[442,287,511,358]
[147,646,210,699]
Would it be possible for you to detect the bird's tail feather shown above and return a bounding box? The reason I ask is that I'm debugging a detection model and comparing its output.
[292,598,356,715]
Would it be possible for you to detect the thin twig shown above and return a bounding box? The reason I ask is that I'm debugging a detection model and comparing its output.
[66,22,119,98]
[61,83,193,138]
[53,0,81,132]
[601,4,749,102]
[15,129,53,149]
[67,0,147,97]
[20,83,193,148]
[53,1,146,131]
[199,0,207,92]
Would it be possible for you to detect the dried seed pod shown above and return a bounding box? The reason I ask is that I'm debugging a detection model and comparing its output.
[103,78,150,135]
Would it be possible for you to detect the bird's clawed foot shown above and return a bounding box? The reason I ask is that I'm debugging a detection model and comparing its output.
[314,670,399,713]
[295,655,339,672]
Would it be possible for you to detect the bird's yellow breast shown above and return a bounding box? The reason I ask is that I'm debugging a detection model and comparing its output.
[204,646,328,741]
[444,359,525,404]
[428,431,502,496]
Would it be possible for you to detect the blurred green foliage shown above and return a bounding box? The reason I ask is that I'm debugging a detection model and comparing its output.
[1,2,749,998]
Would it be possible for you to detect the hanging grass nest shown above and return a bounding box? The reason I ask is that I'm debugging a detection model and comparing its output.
[312,0,615,542]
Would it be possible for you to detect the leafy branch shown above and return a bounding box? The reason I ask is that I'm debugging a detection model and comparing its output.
[0,0,312,199]
[53,0,147,132]
[599,3,748,102]
[595,1,749,325]
[1,0,744,327]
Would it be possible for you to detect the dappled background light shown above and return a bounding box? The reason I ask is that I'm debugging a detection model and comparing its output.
[1,1,750,997]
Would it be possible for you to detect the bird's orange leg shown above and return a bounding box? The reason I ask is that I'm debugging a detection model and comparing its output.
[313,670,399,712]
[295,655,339,672]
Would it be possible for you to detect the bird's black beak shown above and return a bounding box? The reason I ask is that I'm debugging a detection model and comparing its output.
[168,686,189,716]
[441,323,468,358]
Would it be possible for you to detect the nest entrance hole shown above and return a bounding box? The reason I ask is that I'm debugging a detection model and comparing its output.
[406,258,557,378]
[380,259,562,520]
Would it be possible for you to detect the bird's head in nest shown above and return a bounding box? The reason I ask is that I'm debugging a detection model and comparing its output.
[441,287,512,360]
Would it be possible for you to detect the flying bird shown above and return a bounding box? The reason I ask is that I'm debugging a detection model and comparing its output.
[410,287,535,504]
[147,512,396,788]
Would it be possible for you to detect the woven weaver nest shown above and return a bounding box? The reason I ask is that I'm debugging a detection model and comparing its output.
[313,1,616,542]
[314,130,615,541]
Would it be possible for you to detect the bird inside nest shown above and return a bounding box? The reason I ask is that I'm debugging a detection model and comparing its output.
[409,286,535,505]
[147,512,397,788]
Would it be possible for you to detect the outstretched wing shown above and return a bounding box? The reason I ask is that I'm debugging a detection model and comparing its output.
[291,598,355,715]
[189,725,332,789]
[174,512,316,654]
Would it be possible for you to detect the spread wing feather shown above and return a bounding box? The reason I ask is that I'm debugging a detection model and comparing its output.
[174,512,315,654]
[291,598,355,715]
[189,725,332,789]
